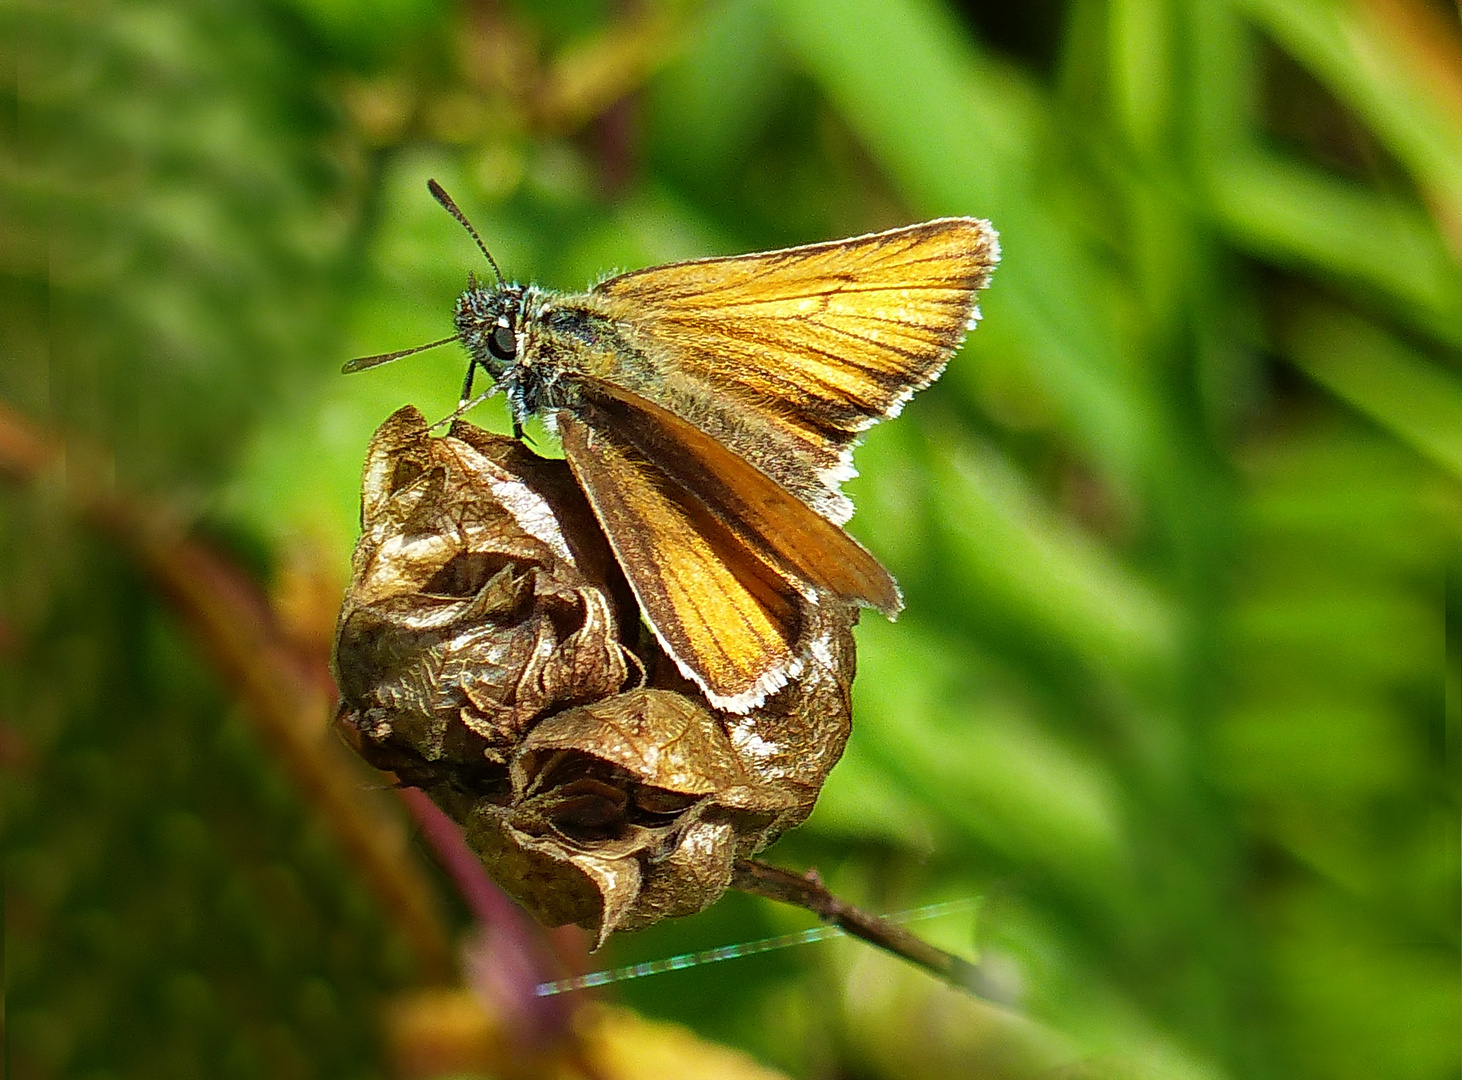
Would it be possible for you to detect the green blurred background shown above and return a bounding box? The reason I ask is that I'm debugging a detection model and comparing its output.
[3,0,1460,1077]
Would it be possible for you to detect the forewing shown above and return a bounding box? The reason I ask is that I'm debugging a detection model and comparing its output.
[557,412,808,713]
[593,218,998,520]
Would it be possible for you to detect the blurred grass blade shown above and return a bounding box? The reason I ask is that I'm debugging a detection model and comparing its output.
[851,618,1128,887]
[1236,0,1462,237]
[928,436,1177,677]
[1209,151,1462,341]
[1282,302,1462,479]
[1109,0,1175,152]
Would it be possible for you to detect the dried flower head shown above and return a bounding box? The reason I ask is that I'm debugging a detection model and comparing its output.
[333,407,854,943]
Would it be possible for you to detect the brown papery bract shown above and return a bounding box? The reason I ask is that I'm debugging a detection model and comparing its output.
[332,407,855,944]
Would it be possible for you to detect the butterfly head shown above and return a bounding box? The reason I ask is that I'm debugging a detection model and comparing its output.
[455,279,525,381]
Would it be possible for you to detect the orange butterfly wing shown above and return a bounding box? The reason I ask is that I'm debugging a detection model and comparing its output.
[593,218,999,524]
[576,377,900,607]
[557,409,809,712]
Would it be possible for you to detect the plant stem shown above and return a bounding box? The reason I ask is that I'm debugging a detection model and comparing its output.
[731,858,1002,1001]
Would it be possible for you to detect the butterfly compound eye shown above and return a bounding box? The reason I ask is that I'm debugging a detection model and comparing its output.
[488,324,516,361]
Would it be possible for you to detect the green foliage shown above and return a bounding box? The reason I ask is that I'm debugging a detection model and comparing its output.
[4,0,1459,1078]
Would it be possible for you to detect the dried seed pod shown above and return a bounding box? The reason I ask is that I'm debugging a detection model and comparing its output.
[333,407,855,943]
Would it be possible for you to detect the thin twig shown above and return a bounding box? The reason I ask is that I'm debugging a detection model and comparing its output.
[732,858,1001,1000]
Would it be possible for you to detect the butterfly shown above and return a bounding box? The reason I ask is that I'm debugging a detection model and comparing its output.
[345,181,999,713]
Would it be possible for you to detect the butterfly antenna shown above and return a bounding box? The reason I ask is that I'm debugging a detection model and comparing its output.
[428,179,505,286]
[341,334,459,375]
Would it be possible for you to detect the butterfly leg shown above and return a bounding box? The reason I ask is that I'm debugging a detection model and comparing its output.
[458,358,479,408]
[429,374,501,431]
